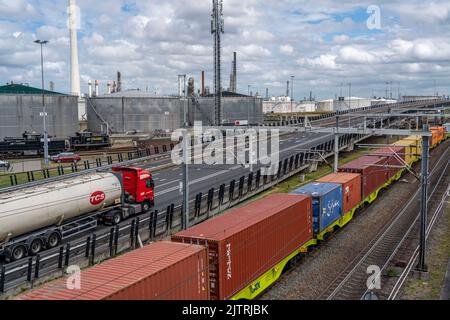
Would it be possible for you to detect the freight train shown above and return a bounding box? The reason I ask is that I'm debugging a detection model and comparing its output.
[0,167,155,262]
[17,126,447,300]
[0,132,110,157]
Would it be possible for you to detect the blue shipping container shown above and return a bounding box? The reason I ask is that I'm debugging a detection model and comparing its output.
[290,182,343,235]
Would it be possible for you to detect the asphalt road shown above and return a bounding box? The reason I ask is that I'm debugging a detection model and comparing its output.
[140,131,334,212]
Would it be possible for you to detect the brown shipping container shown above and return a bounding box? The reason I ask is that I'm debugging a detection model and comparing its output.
[17,241,209,300]
[317,173,362,214]
[371,146,406,178]
[338,155,390,199]
[172,194,313,300]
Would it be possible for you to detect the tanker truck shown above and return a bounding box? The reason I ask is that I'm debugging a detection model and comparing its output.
[0,166,155,262]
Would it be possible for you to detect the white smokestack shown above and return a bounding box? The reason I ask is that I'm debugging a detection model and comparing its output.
[68,0,80,97]
[107,81,111,95]
[88,80,92,97]
[95,80,99,97]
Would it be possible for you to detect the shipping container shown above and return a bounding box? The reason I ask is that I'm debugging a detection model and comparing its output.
[316,173,362,214]
[17,241,209,300]
[370,146,406,178]
[393,137,421,165]
[172,194,313,300]
[431,129,440,147]
[339,155,390,200]
[290,183,343,236]
[431,126,445,146]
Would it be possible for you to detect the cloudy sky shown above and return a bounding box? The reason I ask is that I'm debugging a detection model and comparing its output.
[0,0,449,100]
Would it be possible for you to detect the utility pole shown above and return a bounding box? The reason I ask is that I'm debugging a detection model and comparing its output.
[182,131,190,230]
[291,75,294,113]
[334,116,340,172]
[212,0,224,125]
[35,40,49,166]
[417,124,430,274]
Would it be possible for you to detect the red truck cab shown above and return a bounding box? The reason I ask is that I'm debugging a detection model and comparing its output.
[106,167,155,224]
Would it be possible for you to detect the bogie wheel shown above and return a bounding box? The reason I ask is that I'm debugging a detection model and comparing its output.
[10,245,27,262]
[46,232,61,249]
[29,238,44,255]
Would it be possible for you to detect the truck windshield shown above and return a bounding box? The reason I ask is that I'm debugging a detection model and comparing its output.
[146,179,154,188]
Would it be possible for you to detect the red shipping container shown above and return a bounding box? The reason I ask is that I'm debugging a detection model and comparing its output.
[172,194,313,300]
[16,241,209,300]
[370,146,406,179]
[339,156,390,200]
[317,173,362,214]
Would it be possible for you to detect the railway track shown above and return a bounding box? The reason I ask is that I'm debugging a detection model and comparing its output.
[316,145,450,300]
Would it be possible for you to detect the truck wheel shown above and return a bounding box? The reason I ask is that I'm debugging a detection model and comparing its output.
[113,212,122,225]
[142,201,151,213]
[47,232,61,248]
[10,245,27,261]
[29,239,44,255]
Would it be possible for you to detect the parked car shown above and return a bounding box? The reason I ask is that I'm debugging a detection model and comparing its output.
[50,152,81,163]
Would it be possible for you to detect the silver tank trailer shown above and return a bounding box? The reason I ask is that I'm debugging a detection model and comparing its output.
[0,172,122,244]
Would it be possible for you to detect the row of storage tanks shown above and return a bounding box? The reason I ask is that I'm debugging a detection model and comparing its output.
[0,93,263,140]
[18,128,447,300]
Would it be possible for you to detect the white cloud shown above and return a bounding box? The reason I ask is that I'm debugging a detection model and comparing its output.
[1,0,450,99]
[298,54,338,70]
[280,44,294,55]
[332,34,350,44]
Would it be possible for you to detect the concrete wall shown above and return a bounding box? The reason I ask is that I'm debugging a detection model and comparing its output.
[0,95,78,139]
[87,97,185,133]
[190,96,263,125]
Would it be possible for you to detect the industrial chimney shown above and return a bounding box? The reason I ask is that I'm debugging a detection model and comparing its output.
[107,81,111,95]
[88,80,92,97]
[68,0,80,97]
[229,52,237,93]
[188,77,195,96]
[117,71,122,92]
[94,80,99,97]
[201,71,205,96]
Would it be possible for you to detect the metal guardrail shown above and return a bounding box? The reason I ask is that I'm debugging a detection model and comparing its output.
[0,144,176,193]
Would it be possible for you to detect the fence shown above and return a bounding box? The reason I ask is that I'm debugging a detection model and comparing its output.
[0,143,176,189]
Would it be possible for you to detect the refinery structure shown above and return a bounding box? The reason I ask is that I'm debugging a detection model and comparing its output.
[0,0,449,306]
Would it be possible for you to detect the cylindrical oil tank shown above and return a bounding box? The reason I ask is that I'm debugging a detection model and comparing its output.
[0,172,122,243]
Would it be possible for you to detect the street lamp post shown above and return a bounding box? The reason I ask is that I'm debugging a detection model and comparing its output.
[290,75,295,113]
[35,40,49,165]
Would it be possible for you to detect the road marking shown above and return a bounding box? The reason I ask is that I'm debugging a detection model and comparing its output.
[155,165,241,196]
